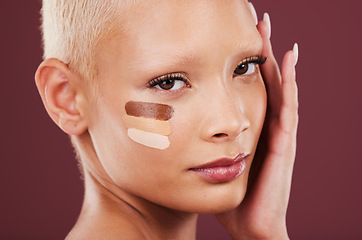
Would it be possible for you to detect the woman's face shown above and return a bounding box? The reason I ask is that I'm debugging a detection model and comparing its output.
[84,0,266,213]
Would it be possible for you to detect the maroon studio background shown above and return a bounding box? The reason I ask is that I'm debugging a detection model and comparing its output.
[1,0,361,239]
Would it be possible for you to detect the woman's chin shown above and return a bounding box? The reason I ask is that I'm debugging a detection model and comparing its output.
[196,195,245,214]
[177,185,247,214]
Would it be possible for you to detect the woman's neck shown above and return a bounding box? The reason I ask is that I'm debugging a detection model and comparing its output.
[67,169,198,240]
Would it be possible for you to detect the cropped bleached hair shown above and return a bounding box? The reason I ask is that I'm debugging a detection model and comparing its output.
[41,0,137,173]
[41,0,133,83]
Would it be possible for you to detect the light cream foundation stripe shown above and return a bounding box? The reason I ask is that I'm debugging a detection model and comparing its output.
[127,128,170,150]
[123,116,171,136]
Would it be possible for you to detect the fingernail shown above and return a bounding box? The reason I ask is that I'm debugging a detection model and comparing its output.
[248,2,258,25]
[293,43,299,66]
[263,12,271,39]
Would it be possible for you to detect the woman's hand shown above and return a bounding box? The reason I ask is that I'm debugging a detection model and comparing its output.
[215,12,299,240]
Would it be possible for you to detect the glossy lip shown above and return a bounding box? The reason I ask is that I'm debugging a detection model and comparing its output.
[189,153,249,183]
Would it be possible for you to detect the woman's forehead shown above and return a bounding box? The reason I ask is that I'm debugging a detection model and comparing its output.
[122,0,253,32]
[100,0,261,67]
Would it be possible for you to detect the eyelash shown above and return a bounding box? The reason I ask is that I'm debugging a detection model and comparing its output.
[234,55,267,74]
[147,73,190,88]
[146,55,267,89]
[241,55,267,65]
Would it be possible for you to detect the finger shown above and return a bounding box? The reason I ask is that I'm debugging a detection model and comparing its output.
[265,46,299,161]
[257,14,281,83]
[248,2,258,25]
[280,45,299,136]
[257,16,282,116]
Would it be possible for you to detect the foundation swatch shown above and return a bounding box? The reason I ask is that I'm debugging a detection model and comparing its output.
[123,116,171,136]
[124,101,174,150]
[127,128,170,150]
[125,101,174,120]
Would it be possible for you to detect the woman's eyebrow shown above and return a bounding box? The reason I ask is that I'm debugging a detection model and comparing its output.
[233,36,263,56]
[129,49,201,70]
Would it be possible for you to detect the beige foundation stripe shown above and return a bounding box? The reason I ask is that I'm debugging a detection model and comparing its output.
[127,128,170,150]
[123,115,171,136]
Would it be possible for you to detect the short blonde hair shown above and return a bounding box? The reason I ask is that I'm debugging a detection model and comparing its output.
[41,0,133,83]
[41,0,137,173]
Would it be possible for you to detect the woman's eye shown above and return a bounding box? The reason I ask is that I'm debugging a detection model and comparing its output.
[155,79,186,90]
[148,73,190,91]
[234,62,257,76]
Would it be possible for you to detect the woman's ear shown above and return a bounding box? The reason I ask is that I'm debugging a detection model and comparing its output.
[35,58,88,135]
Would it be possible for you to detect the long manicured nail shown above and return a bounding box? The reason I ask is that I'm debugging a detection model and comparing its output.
[248,2,258,25]
[293,43,299,66]
[263,12,271,39]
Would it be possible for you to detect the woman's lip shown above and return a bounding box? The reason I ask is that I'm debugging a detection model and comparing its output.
[190,153,249,169]
[189,153,249,183]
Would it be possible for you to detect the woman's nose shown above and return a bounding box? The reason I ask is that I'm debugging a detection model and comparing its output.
[199,90,250,143]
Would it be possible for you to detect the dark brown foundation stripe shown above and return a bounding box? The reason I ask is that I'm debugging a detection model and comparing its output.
[125,101,174,121]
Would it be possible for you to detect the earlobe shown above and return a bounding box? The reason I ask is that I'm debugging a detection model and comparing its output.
[35,58,88,135]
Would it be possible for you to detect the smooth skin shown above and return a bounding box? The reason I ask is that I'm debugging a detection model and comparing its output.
[35,1,298,239]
